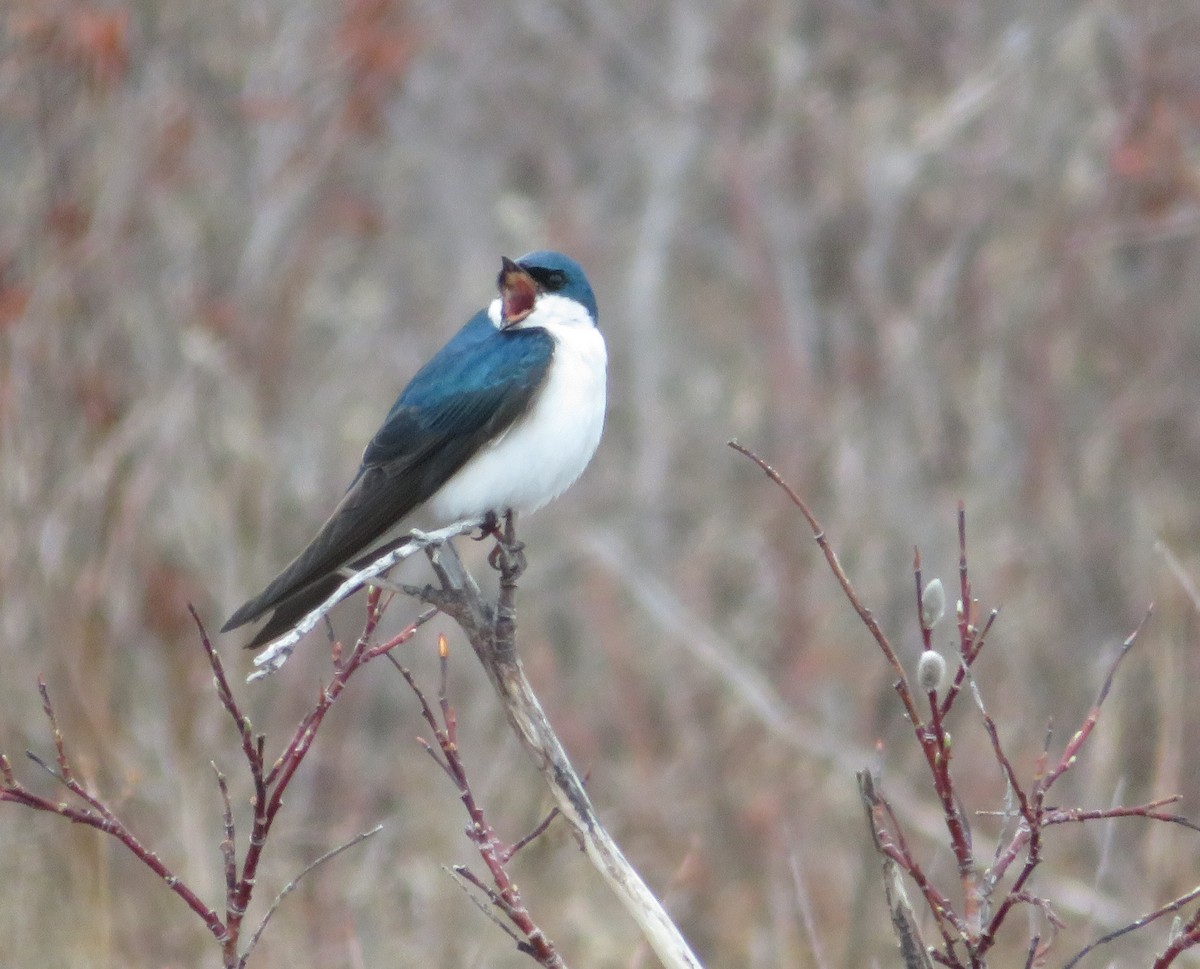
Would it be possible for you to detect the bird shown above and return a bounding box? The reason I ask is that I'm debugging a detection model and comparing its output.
[223,251,606,649]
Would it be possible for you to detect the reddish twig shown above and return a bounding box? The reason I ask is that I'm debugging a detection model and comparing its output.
[858,771,947,969]
[192,601,434,965]
[1043,797,1200,833]
[1063,885,1200,969]
[733,440,1194,968]
[2,679,228,947]
[727,440,925,729]
[937,506,998,720]
[504,802,564,865]
[874,781,968,948]
[732,440,983,948]
[399,633,566,968]
[1,593,433,968]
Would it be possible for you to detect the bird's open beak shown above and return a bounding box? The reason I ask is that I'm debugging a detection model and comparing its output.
[498,257,537,327]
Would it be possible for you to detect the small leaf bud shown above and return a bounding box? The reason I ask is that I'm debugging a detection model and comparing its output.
[921,578,946,629]
[917,649,947,693]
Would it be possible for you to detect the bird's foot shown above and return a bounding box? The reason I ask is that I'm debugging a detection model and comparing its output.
[473,510,503,543]
[487,510,526,578]
[488,542,522,573]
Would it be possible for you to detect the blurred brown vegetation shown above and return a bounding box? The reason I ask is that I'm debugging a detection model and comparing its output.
[3,0,1200,966]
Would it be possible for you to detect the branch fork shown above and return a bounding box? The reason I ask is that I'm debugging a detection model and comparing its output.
[730,438,1190,969]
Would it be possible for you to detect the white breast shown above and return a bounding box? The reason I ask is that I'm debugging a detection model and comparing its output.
[425,293,607,524]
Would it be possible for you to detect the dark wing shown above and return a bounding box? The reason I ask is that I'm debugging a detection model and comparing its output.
[223,314,553,645]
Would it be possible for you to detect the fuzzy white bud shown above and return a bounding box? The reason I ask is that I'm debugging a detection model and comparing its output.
[921,578,946,630]
[917,649,947,693]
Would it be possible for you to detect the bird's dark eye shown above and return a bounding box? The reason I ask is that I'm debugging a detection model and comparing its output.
[542,269,567,291]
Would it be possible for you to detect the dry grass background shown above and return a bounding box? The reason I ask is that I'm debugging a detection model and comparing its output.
[3,0,1200,966]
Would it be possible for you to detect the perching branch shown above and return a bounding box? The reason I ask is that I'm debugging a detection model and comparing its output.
[406,513,705,969]
[249,516,484,678]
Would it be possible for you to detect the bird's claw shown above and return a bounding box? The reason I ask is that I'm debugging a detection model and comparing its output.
[488,539,526,576]
[486,510,526,577]
[473,511,503,543]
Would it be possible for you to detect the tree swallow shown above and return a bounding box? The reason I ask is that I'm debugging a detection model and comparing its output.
[223,251,606,648]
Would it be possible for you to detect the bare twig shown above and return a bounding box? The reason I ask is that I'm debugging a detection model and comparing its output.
[2,593,431,967]
[732,440,1193,968]
[249,517,483,677]
[242,825,384,963]
[732,440,984,947]
[1062,885,1200,969]
[1040,610,1151,793]
[408,524,705,969]
[400,633,566,968]
[728,439,925,729]
[446,865,529,948]
[2,680,228,947]
[505,803,563,864]
[858,772,937,969]
[1043,798,1200,833]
